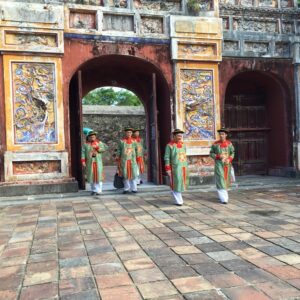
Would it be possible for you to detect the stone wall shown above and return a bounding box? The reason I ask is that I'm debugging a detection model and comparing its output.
[83,105,146,165]
[221,5,300,60]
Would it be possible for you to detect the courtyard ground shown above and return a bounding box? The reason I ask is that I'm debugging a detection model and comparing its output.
[1,177,300,299]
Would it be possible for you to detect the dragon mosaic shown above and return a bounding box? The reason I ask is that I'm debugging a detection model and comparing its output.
[180,69,215,140]
[12,62,57,144]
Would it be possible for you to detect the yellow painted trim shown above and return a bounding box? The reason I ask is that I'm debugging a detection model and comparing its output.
[0,27,64,54]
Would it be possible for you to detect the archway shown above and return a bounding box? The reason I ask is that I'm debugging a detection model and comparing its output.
[69,55,171,189]
[224,71,292,176]
[82,86,147,185]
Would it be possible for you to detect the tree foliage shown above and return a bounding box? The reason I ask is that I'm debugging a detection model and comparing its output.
[82,87,142,106]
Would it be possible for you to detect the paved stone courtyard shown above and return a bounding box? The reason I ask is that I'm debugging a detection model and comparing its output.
[2,183,300,299]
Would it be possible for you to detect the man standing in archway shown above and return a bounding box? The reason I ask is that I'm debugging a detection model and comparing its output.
[81,131,108,195]
[210,128,235,204]
[133,129,146,185]
[164,129,188,206]
[116,127,138,194]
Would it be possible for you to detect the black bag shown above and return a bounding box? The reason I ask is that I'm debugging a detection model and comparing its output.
[113,173,124,189]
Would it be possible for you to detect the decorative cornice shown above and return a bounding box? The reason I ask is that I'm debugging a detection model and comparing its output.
[220,3,300,17]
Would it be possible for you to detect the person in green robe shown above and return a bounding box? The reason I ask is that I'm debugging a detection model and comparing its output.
[116,127,138,194]
[133,129,146,185]
[210,128,235,204]
[164,129,188,206]
[81,131,108,195]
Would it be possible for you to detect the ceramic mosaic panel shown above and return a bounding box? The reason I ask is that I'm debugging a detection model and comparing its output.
[233,18,278,33]
[141,16,164,34]
[5,32,57,47]
[13,160,61,174]
[108,0,128,7]
[12,62,57,144]
[178,43,216,59]
[282,22,294,34]
[275,43,290,57]
[69,11,97,29]
[180,69,215,141]
[244,42,269,53]
[223,40,239,51]
[188,155,214,177]
[134,0,181,11]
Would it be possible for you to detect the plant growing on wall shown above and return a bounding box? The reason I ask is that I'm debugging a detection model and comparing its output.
[187,0,200,14]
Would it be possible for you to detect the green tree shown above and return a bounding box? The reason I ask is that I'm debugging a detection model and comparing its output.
[83,87,142,106]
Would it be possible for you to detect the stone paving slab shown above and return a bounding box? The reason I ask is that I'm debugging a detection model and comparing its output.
[2,185,300,299]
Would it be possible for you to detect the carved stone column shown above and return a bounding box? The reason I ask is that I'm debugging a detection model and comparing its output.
[170,16,223,183]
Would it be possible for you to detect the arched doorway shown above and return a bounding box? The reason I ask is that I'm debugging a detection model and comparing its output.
[69,55,171,189]
[82,86,147,185]
[224,71,292,176]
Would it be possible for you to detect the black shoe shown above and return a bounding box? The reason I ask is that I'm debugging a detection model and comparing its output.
[123,191,128,194]
[95,193,101,196]
[175,203,183,206]
[132,191,137,194]
[91,192,96,195]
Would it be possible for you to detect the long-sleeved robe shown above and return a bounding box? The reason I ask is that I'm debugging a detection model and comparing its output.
[81,140,108,183]
[164,141,188,192]
[134,137,146,174]
[209,140,235,190]
[117,137,138,180]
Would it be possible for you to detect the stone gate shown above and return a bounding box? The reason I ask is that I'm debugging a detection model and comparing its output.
[0,0,299,195]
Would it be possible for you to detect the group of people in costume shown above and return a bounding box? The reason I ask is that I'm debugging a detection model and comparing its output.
[164,127,235,205]
[81,127,146,195]
[81,126,235,205]
[115,127,145,194]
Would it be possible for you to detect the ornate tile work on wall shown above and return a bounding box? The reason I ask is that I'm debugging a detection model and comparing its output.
[188,155,214,177]
[134,0,181,11]
[141,17,164,34]
[69,11,97,29]
[13,160,61,175]
[12,62,57,144]
[180,69,215,141]
[5,32,57,47]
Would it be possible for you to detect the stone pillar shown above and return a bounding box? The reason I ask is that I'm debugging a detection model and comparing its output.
[293,42,300,171]
[0,1,75,192]
[170,16,223,183]
[3,55,69,182]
